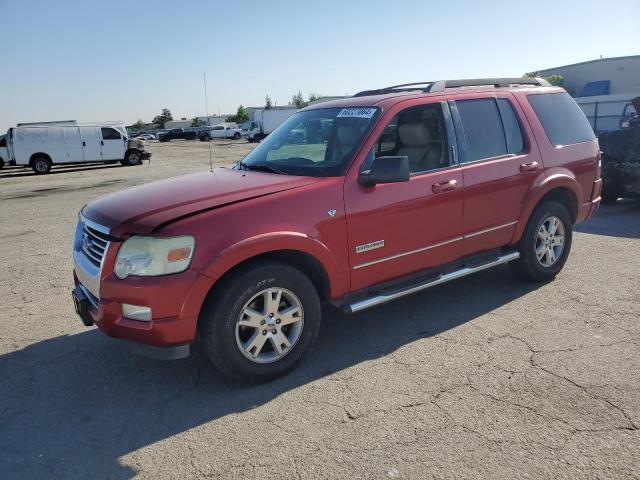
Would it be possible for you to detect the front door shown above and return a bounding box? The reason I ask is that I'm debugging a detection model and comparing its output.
[449,93,543,256]
[100,127,125,160]
[345,101,464,292]
[80,127,102,161]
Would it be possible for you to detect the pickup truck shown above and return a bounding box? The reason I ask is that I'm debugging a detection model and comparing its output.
[72,78,601,383]
[199,124,243,141]
[158,129,198,142]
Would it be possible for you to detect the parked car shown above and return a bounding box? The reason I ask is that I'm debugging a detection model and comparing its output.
[133,133,156,141]
[598,97,640,203]
[199,124,243,141]
[72,78,601,383]
[158,129,197,142]
[0,134,8,168]
[6,124,150,174]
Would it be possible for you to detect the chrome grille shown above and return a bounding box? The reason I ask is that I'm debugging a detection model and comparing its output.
[81,223,110,268]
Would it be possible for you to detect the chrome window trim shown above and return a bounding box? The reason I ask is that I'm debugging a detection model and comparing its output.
[352,221,518,270]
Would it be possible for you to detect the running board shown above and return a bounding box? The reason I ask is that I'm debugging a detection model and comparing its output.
[346,251,520,314]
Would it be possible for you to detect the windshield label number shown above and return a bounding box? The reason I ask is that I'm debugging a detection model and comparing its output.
[337,107,377,119]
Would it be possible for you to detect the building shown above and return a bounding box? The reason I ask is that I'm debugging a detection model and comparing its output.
[537,55,640,132]
[164,119,193,130]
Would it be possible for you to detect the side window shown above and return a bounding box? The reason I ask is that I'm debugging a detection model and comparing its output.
[101,128,121,140]
[497,98,525,154]
[372,103,449,174]
[527,92,595,146]
[456,99,506,162]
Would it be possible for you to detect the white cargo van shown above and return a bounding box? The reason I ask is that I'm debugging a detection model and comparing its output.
[6,123,150,174]
[241,107,298,142]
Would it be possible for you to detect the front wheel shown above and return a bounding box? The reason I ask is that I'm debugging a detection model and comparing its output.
[199,261,321,383]
[31,156,51,174]
[510,200,573,282]
[122,150,142,166]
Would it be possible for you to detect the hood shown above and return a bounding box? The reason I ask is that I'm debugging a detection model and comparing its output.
[82,168,322,236]
[128,138,146,150]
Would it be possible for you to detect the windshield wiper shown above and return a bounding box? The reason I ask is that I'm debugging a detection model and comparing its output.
[238,160,288,175]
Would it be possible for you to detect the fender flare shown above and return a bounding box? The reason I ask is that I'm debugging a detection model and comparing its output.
[198,232,348,299]
[511,171,582,243]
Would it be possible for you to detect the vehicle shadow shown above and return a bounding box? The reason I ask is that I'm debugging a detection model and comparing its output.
[574,198,640,239]
[0,265,540,479]
[0,164,123,179]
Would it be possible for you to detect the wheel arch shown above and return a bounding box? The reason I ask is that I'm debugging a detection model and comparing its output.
[29,152,53,165]
[511,175,580,244]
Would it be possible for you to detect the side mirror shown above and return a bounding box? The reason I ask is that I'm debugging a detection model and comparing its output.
[359,156,410,187]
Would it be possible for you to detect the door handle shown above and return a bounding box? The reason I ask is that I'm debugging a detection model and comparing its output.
[432,179,458,194]
[101,140,104,146]
[519,161,539,173]
[82,141,86,147]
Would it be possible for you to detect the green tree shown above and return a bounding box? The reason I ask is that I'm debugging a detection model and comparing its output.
[291,91,307,109]
[308,93,322,103]
[132,119,146,130]
[152,108,173,129]
[524,71,564,87]
[191,117,206,127]
[265,94,273,109]
[227,105,250,123]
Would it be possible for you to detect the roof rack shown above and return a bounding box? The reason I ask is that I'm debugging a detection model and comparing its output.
[353,77,551,97]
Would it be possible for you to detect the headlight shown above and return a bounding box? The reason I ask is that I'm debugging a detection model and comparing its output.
[114,235,195,279]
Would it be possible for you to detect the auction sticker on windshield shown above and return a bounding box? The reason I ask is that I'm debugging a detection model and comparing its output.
[337,107,377,119]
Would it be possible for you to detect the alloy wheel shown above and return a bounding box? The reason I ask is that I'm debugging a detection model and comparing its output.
[235,287,304,364]
[535,216,565,267]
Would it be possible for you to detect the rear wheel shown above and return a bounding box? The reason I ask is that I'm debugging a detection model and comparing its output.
[233,132,241,140]
[510,200,573,282]
[199,261,321,383]
[0,158,4,169]
[31,155,51,174]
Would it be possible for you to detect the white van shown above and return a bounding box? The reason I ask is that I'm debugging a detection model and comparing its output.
[6,123,150,174]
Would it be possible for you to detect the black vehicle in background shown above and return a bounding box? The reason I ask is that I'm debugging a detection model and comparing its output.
[158,128,197,142]
[599,97,640,203]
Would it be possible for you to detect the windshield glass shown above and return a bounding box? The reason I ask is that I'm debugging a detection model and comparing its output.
[239,106,380,177]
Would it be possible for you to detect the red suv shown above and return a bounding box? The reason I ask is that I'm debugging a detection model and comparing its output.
[72,78,602,382]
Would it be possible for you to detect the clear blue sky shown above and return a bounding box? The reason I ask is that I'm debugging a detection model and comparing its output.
[1,0,638,129]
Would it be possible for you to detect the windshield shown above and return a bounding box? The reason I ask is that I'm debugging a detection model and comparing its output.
[239,106,380,177]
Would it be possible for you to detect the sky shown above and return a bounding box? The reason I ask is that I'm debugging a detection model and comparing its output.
[1,0,639,130]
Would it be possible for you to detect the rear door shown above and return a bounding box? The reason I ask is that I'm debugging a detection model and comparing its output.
[101,127,125,160]
[80,127,102,161]
[449,93,542,256]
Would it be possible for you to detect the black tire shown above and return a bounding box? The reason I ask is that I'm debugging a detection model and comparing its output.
[31,155,51,174]
[510,200,573,282]
[233,132,241,140]
[123,150,142,166]
[601,184,622,204]
[0,158,4,169]
[199,261,321,383]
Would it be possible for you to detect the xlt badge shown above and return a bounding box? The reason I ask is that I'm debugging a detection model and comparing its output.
[355,240,384,254]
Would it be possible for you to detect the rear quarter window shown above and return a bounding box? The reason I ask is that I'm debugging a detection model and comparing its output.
[527,92,595,146]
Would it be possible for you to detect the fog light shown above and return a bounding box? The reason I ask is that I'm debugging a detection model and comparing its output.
[121,304,152,322]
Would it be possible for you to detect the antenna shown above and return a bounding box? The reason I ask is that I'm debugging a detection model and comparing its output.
[203,72,213,172]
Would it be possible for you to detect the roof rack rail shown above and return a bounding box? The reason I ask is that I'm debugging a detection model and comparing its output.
[353,77,550,97]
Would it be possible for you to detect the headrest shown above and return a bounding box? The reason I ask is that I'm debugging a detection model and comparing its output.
[398,123,431,146]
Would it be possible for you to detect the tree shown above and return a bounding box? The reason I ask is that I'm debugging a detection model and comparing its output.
[191,117,206,127]
[524,71,564,87]
[152,108,173,129]
[227,105,250,124]
[291,91,307,109]
[132,119,146,130]
[308,93,322,103]
[265,94,273,109]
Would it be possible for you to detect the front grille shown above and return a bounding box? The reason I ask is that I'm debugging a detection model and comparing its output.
[81,223,110,267]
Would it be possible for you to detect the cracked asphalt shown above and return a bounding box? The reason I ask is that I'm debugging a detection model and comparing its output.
[1,140,639,479]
